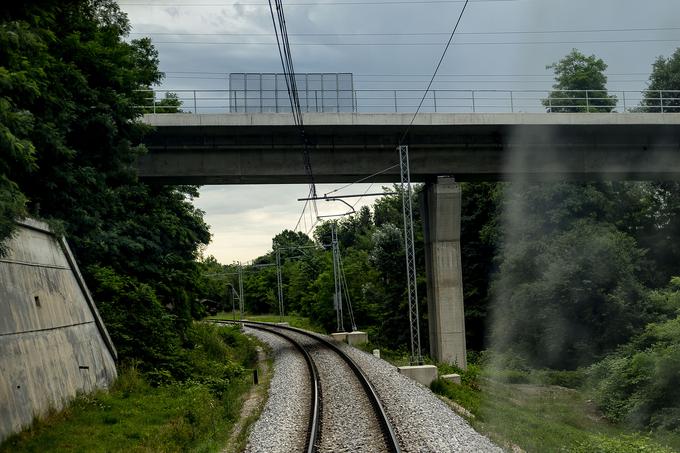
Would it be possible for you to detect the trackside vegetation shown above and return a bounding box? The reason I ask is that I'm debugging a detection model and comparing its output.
[0,323,259,453]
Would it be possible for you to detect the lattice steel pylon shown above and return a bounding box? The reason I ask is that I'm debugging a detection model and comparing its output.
[237,262,245,320]
[275,249,284,322]
[398,145,423,365]
[331,222,345,332]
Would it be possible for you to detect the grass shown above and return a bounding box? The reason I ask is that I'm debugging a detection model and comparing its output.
[1,323,261,453]
[208,312,326,333]
[429,363,680,453]
[356,347,679,452]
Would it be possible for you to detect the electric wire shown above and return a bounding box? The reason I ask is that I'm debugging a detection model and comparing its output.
[162,71,651,76]
[352,182,376,209]
[149,38,680,46]
[399,0,469,145]
[338,251,357,331]
[131,26,680,37]
[162,75,649,83]
[324,164,399,197]
[267,0,320,230]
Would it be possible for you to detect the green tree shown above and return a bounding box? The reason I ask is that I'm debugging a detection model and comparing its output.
[543,49,617,113]
[641,48,680,112]
[0,1,211,370]
[141,91,184,114]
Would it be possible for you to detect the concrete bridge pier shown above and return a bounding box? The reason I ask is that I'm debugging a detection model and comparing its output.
[421,176,467,369]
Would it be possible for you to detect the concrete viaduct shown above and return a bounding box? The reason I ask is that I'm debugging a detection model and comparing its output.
[138,112,680,368]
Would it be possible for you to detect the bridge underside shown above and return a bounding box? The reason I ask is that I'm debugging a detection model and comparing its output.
[138,113,680,185]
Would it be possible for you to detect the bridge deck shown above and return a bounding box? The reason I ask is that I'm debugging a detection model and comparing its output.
[138,113,680,184]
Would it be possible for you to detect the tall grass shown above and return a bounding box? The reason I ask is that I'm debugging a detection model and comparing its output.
[1,322,259,453]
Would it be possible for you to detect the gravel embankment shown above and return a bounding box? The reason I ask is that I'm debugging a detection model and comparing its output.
[335,339,502,453]
[285,330,389,453]
[243,328,310,453]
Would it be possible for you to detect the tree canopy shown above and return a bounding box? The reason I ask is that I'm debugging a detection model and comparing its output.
[543,49,617,113]
[641,48,680,112]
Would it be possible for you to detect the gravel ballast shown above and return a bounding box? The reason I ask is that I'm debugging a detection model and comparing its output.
[335,339,502,453]
[243,328,310,453]
[246,325,500,452]
[285,330,389,453]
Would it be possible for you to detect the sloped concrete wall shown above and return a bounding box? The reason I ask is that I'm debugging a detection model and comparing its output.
[0,220,117,441]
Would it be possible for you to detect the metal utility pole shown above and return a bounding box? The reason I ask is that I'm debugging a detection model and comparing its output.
[398,145,423,365]
[275,249,284,322]
[227,283,240,321]
[237,262,245,320]
[331,222,345,332]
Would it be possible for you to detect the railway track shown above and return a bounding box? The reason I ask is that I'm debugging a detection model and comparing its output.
[214,320,401,453]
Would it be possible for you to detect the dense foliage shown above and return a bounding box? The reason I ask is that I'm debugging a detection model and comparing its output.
[0,1,211,372]
[588,278,680,431]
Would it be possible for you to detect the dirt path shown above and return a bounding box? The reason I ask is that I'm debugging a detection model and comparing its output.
[221,346,271,453]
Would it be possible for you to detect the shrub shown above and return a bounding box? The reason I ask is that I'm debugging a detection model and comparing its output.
[588,280,680,430]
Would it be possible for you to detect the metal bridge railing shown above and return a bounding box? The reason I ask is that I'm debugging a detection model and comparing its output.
[135,89,680,114]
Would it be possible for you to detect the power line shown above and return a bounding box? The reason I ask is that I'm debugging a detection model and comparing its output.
[148,38,680,46]
[400,0,470,145]
[324,164,399,197]
[161,71,652,76]
[161,75,649,82]
[130,26,680,37]
[267,0,320,230]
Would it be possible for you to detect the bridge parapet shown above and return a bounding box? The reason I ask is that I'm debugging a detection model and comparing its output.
[135,88,680,115]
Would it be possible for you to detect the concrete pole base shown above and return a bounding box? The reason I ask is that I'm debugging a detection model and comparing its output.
[441,373,462,385]
[397,365,438,387]
[330,331,369,346]
[346,331,368,346]
[330,332,348,342]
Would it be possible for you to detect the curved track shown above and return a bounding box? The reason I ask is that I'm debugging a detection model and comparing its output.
[216,320,401,453]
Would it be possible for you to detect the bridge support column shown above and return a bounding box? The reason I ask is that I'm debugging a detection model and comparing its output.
[421,176,467,369]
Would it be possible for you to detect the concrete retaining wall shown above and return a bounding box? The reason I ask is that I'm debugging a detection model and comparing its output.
[0,220,117,442]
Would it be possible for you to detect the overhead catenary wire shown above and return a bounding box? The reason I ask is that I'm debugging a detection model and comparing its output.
[266,0,320,228]
[399,0,470,145]
[338,251,357,331]
[324,164,399,197]
[392,0,470,364]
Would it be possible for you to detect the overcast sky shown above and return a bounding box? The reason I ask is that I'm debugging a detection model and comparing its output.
[117,0,680,263]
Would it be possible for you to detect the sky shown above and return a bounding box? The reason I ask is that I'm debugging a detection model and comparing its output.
[116,0,680,263]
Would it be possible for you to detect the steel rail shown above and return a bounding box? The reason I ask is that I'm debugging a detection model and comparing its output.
[215,321,321,453]
[220,320,402,453]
